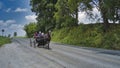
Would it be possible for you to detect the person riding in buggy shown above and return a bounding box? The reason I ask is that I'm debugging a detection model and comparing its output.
[33,31,51,49]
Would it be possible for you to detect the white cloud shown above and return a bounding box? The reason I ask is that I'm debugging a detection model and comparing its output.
[6,8,11,12]
[0,19,26,36]
[0,20,4,23]
[78,7,101,24]
[6,20,16,24]
[15,8,27,12]
[9,24,23,29]
[2,24,26,36]
[25,14,37,22]
[78,12,89,24]
[0,20,16,26]
[0,20,4,26]
[8,24,25,36]
[0,20,26,36]
[17,29,26,36]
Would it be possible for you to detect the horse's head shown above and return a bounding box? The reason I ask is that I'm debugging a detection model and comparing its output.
[44,32,51,41]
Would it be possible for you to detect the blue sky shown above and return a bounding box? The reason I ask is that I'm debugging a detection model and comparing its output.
[0,0,37,36]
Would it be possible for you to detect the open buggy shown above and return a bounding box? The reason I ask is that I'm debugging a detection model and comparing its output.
[30,32,51,49]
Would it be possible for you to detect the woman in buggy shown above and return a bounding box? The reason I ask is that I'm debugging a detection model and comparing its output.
[33,31,51,49]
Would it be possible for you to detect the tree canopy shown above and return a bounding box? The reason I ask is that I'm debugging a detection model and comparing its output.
[77,0,120,31]
[14,32,17,37]
[30,0,57,32]
[24,23,37,38]
[28,0,120,34]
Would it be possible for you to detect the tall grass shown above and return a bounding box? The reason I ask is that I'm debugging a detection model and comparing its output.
[52,24,120,50]
[0,36,11,47]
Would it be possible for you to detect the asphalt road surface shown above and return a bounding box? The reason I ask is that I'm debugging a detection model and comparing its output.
[0,38,120,68]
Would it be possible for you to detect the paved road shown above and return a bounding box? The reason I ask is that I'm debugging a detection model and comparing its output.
[0,38,120,68]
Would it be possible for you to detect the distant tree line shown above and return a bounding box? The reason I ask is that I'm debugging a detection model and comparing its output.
[1,29,17,38]
[24,0,120,37]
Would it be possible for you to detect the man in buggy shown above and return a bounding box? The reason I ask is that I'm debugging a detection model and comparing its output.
[33,31,51,49]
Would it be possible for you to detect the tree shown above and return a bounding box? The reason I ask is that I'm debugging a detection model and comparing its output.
[14,32,17,37]
[1,29,4,36]
[54,0,78,28]
[67,0,82,24]
[8,34,11,38]
[102,0,120,24]
[24,22,37,38]
[54,0,68,28]
[30,0,57,32]
[77,0,120,32]
[30,0,120,32]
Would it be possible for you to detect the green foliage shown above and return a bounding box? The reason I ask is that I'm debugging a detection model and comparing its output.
[24,22,37,38]
[30,0,120,33]
[52,24,120,50]
[0,36,11,47]
[28,0,120,50]
[30,0,57,32]
[77,0,120,31]
[8,34,11,38]
[54,0,78,28]
[102,25,120,49]
[52,27,70,42]
[61,16,77,27]
[54,0,69,28]
[14,32,17,37]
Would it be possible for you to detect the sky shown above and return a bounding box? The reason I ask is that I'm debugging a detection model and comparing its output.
[78,7,101,24]
[0,0,101,37]
[0,0,37,37]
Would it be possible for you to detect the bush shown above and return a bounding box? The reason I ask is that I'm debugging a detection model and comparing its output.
[52,23,120,50]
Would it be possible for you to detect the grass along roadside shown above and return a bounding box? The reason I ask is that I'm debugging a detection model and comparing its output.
[0,36,11,47]
[52,24,120,50]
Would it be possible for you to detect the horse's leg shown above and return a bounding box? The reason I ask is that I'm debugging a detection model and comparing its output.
[47,41,50,49]
[47,43,49,49]
[33,40,36,48]
[30,38,32,47]
[37,43,39,47]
